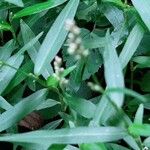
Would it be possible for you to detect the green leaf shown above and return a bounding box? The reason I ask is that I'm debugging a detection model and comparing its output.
[123,136,141,150]
[36,99,60,110]
[119,23,144,69]
[144,137,150,147]
[17,31,43,55]
[131,0,150,31]
[0,54,24,94]
[80,143,107,150]
[0,19,12,31]
[0,39,16,61]
[13,0,68,19]
[132,56,150,68]
[64,145,79,150]
[134,104,144,124]
[103,4,124,28]
[129,124,150,137]
[140,72,150,92]
[90,91,132,127]
[4,0,24,7]
[0,127,127,146]
[0,89,47,132]
[103,31,124,107]
[42,119,62,130]
[20,20,53,79]
[62,65,76,78]
[20,20,41,62]
[108,143,130,150]
[82,49,102,80]
[34,0,79,75]
[64,94,96,119]
[47,75,59,88]
[105,87,147,103]
[83,36,105,49]
[69,59,85,91]
[102,0,125,8]
[0,96,12,110]
[4,60,34,94]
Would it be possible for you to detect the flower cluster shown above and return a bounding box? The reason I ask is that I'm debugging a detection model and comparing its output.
[53,56,68,86]
[65,19,89,60]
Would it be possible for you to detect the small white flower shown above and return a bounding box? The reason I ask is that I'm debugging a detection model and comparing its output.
[54,66,59,72]
[88,82,101,92]
[59,67,64,73]
[68,47,76,55]
[75,54,81,60]
[93,85,101,91]
[65,19,75,30]
[143,147,149,150]
[54,61,58,67]
[59,78,69,87]
[61,78,69,85]
[68,33,75,40]
[69,43,78,50]
[75,37,82,44]
[87,82,94,88]
[82,49,89,57]
[55,56,62,64]
[72,26,80,35]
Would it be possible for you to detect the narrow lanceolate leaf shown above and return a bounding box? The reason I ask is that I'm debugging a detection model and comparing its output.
[103,4,124,28]
[80,143,107,150]
[0,96,12,110]
[20,20,53,79]
[4,60,34,94]
[20,20,41,62]
[131,0,150,31]
[124,136,141,150]
[119,23,144,68]
[0,54,24,94]
[109,144,130,150]
[0,89,47,132]
[102,0,125,8]
[0,19,12,31]
[0,127,127,146]
[103,31,124,107]
[132,56,150,68]
[65,145,79,150]
[134,104,144,124]
[4,0,24,7]
[13,0,67,19]
[144,137,150,147]
[0,39,16,61]
[90,31,125,126]
[36,99,60,110]
[17,32,43,55]
[34,0,79,75]
[42,119,63,130]
[64,94,96,119]
[129,124,150,137]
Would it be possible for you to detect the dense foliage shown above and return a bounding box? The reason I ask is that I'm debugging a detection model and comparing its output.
[0,0,150,149]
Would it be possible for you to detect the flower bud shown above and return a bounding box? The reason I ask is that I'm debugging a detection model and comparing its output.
[55,56,62,64]
[72,26,80,35]
[82,50,89,57]
[68,47,76,55]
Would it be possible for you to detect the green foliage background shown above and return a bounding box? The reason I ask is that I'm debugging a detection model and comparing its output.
[0,0,150,149]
